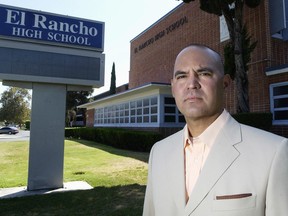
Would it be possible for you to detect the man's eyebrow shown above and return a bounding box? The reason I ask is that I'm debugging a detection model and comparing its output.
[174,70,187,77]
[195,66,214,73]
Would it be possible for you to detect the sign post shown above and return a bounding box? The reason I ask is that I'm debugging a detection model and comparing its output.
[28,83,67,190]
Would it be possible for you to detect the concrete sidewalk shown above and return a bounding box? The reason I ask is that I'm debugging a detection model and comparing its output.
[0,181,93,199]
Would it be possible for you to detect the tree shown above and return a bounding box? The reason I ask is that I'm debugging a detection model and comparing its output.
[66,90,93,126]
[66,91,93,111]
[66,109,77,127]
[110,62,116,95]
[179,0,261,113]
[0,87,31,126]
[224,24,257,80]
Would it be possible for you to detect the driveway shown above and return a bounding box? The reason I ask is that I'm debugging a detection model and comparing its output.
[0,130,30,141]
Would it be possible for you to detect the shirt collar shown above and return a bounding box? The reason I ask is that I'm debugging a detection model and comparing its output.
[183,109,230,149]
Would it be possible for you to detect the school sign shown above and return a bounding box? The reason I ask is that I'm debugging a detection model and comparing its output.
[0,4,105,191]
[0,4,105,88]
[0,4,104,51]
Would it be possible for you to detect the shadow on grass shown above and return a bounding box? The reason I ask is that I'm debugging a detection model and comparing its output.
[0,184,146,216]
[68,138,150,163]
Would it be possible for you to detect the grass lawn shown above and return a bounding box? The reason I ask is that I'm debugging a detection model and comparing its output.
[0,139,149,215]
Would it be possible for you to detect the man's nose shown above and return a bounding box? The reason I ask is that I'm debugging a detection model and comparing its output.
[187,74,200,89]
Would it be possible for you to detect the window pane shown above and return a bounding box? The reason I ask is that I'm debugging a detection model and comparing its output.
[137,108,142,115]
[143,116,149,123]
[165,97,175,105]
[165,115,176,122]
[274,98,288,108]
[165,106,176,113]
[274,110,288,120]
[151,97,157,105]
[151,115,158,123]
[137,116,142,123]
[274,85,288,96]
[120,110,124,117]
[151,106,157,114]
[131,109,136,115]
[130,101,136,108]
[137,100,142,107]
[179,115,185,123]
[143,99,149,106]
[143,107,149,114]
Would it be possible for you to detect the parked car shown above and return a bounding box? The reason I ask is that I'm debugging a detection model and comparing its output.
[0,126,19,135]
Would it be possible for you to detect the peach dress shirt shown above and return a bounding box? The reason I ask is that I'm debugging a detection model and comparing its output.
[184,109,229,202]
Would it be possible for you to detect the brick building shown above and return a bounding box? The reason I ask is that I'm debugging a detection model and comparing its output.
[80,1,288,137]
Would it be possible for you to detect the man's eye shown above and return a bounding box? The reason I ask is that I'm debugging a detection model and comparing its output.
[199,71,212,76]
[176,75,186,79]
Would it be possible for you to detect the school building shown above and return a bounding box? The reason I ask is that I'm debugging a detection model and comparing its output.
[79,0,288,137]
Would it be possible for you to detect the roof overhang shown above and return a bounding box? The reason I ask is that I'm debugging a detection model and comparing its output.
[78,82,171,110]
[266,64,288,76]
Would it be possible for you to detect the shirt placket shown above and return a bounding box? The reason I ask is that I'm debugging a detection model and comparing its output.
[185,139,205,200]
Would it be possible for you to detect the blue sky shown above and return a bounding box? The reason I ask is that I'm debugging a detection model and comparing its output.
[0,0,182,95]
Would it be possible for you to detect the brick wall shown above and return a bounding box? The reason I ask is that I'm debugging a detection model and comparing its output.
[129,1,288,137]
[130,1,219,89]
[86,109,94,127]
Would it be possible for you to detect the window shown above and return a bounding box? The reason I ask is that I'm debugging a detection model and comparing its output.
[220,15,230,42]
[270,82,288,125]
[164,97,185,123]
[269,0,288,40]
[94,96,158,126]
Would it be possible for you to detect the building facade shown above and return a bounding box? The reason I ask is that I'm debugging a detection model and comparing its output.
[81,1,288,137]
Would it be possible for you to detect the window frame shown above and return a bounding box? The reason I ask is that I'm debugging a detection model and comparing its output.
[94,96,159,127]
[163,95,185,124]
[270,81,288,125]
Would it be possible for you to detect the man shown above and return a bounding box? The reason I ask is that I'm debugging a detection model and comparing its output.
[143,44,288,216]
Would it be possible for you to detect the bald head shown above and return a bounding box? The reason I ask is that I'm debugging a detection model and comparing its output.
[174,44,224,77]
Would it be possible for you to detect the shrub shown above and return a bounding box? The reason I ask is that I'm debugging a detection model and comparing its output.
[65,127,163,152]
[232,112,272,131]
[25,121,30,130]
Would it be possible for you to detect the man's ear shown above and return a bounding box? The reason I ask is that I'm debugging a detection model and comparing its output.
[223,74,231,89]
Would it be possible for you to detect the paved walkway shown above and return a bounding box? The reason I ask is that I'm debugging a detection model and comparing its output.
[0,181,93,199]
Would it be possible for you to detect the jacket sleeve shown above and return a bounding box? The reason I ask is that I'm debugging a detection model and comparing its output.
[142,146,155,216]
[266,138,288,215]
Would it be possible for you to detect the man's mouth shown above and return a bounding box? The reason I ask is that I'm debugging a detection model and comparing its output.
[184,96,201,102]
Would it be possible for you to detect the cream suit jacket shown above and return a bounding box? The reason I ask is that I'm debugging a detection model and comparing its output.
[143,114,288,216]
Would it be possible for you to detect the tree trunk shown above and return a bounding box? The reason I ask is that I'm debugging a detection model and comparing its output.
[234,1,249,113]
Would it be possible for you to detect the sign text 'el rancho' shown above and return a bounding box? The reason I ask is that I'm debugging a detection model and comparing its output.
[0,4,104,51]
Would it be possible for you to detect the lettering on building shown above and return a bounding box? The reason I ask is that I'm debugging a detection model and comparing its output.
[134,16,188,53]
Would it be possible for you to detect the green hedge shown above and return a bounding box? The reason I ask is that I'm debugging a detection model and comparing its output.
[65,127,163,152]
[232,112,272,131]
[25,121,30,130]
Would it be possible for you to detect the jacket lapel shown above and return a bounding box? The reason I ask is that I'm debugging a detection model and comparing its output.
[184,116,242,215]
[166,130,187,211]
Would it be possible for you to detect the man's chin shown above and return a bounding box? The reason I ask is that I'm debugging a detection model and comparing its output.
[184,110,206,119]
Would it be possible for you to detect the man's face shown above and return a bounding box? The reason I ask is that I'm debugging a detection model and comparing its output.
[171,46,229,123]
